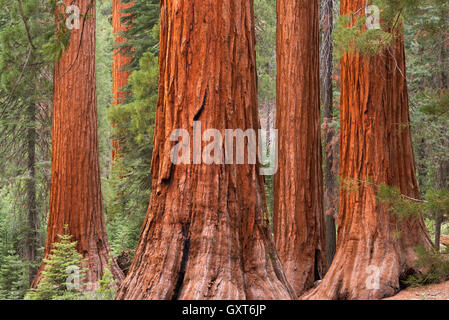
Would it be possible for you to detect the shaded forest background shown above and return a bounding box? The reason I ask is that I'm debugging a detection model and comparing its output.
[0,0,447,299]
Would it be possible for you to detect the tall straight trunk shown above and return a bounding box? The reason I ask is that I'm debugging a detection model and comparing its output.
[116,0,295,300]
[274,0,327,297]
[32,0,124,289]
[432,27,448,251]
[25,100,38,284]
[439,8,448,90]
[435,39,448,250]
[112,0,133,161]
[435,214,442,250]
[304,0,432,300]
[440,42,448,90]
[321,0,337,266]
[435,156,448,250]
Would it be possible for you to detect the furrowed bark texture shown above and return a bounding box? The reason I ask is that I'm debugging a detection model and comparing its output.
[274,0,327,297]
[303,0,432,300]
[112,0,133,160]
[32,0,124,289]
[112,0,132,106]
[116,0,295,300]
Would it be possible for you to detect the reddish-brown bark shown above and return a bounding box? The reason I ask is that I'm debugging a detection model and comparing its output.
[273,0,327,297]
[112,0,132,106]
[112,0,133,161]
[32,0,124,289]
[303,0,432,300]
[116,0,295,300]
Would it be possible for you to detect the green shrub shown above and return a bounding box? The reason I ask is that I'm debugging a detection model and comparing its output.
[403,245,449,287]
[95,267,117,300]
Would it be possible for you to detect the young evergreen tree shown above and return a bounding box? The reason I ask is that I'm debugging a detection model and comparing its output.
[26,228,87,300]
[0,249,29,300]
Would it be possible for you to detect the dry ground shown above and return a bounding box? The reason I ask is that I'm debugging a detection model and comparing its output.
[384,280,449,300]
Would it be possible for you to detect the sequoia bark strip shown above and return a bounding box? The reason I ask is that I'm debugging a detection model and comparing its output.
[116,0,295,300]
[32,0,124,289]
[274,0,327,297]
[112,0,133,161]
[303,0,432,300]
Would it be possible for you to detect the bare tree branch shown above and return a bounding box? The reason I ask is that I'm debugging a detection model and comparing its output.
[17,0,36,50]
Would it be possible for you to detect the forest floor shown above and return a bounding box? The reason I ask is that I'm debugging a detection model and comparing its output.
[384,280,449,300]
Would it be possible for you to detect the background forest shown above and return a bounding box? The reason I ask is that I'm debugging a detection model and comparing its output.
[0,0,447,300]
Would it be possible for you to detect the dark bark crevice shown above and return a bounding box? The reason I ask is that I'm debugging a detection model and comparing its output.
[171,222,191,300]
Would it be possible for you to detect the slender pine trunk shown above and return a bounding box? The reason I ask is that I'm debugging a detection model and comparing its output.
[321,0,337,266]
[25,100,38,284]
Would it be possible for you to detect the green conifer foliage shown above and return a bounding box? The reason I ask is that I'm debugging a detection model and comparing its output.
[106,52,158,254]
[25,227,86,300]
[117,0,160,74]
[0,249,29,300]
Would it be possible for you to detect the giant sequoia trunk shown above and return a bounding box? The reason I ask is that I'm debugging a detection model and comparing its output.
[116,0,295,300]
[32,0,124,289]
[112,0,133,161]
[274,0,327,297]
[304,0,432,300]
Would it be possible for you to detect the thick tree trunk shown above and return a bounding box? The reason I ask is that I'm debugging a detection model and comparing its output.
[25,100,38,284]
[321,0,337,266]
[303,1,432,300]
[116,0,295,300]
[274,0,327,297]
[32,0,124,289]
[112,0,133,161]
